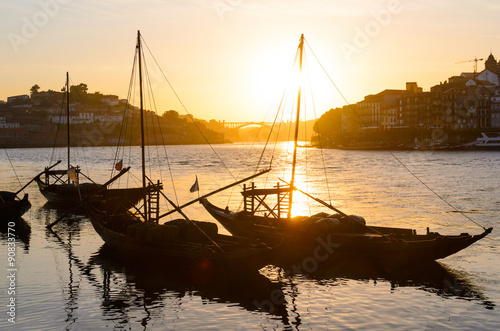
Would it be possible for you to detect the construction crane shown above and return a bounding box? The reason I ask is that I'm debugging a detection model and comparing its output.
[455,57,484,75]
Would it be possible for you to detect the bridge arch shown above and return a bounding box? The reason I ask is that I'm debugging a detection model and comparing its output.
[220,121,274,129]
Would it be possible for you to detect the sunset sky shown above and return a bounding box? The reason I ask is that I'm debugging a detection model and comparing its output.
[1,0,499,122]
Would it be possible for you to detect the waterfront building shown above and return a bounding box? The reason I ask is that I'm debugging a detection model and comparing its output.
[491,87,500,128]
[471,69,499,86]
[356,83,428,131]
[50,112,94,124]
[101,95,120,106]
[7,94,29,103]
[30,90,63,106]
[357,89,408,130]
[485,52,500,75]
[94,113,123,123]
[399,91,439,129]
[341,104,359,133]
[0,117,20,128]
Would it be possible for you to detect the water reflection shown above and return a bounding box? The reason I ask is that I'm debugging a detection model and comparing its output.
[89,246,290,327]
[37,202,88,228]
[47,223,291,329]
[42,212,495,330]
[274,257,495,311]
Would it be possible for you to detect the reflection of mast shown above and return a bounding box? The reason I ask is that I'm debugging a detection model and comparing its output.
[277,269,301,328]
[66,72,71,180]
[48,229,133,326]
[288,280,302,328]
[47,228,81,328]
[288,34,305,218]
[47,228,141,326]
[64,231,78,328]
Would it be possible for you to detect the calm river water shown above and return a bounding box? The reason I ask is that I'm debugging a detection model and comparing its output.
[1,144,499,330]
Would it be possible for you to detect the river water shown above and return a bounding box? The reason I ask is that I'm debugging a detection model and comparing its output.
[1,144,499,330]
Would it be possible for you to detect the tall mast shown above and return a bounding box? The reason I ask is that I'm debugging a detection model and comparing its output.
[137,30,148,220]
[288,34,304,218]
[66,72,70,181]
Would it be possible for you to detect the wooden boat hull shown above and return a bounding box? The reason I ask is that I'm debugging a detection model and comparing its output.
[36,175,147,212]
[0,192,31,221]
[281,229,492,266]
[85,201,279,271]
[35,175,100,205]
[201,198,492,265]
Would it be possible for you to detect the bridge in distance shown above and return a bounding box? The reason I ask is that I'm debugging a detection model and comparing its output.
[220,121,275,129]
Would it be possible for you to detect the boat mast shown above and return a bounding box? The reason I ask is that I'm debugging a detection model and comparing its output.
[66,72,71,182]
[137,30,148,220]
[288,34,304,218]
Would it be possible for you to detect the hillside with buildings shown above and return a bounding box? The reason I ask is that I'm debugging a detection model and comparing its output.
[313,53,500,148]
[0,84,226,148]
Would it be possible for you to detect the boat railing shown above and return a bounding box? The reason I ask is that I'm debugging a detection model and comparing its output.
[242,182,292,219]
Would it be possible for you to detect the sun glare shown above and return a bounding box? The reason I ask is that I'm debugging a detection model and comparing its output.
[250,49,296,104]
[249,40,341,122]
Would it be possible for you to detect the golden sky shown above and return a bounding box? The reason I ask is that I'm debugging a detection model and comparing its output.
[1,0,499,122]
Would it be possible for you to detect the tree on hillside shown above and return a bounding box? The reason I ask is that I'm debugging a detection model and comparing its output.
[162,110,180,120]
[30,84,40,94]
[86,91,105,105]
[70,83,88,96]
[313,107,343,146]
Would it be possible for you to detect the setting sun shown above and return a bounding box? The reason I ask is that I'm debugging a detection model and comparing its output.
[248,35,342,124]
[249,42,300,109]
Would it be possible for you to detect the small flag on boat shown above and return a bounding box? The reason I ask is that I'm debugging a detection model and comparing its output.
[67,167,77,183]
[190,175,199,193]
[115,159,123,171]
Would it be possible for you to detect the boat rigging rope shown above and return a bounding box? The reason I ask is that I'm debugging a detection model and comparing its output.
[304,37,488,231]
[255,89,288,175]
[141,55,161,181]
[66,75,93,178]
[112,47,138,189]
[304,39,363,127]
[304,53,333,207]
[302,49,334,211]
[49,92,66,165]
[45,74,97,182]
[140,37,237,183]
[141,51,181,206]
[388,151,488,230]
[4,149,23,193]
